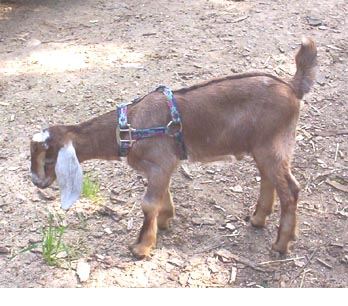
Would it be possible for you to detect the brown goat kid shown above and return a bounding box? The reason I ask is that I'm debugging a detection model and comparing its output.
[30,38,317,259]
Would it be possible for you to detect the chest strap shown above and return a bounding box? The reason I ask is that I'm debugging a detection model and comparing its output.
[117,85,187,160]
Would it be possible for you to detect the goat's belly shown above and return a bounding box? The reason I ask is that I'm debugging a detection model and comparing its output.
[188,153,244,164]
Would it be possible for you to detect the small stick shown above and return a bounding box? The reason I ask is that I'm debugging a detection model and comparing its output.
[214,249,269,272]
[334,143,339,162]
[316,258,333,269]
[229,254,268,272]
[127,201,137,215]
[330,242,344,248]
[231,15,249,23]
[290,248,317,285]
[258,256,305,266]
[222,233,240,238]
[263,55,271,67]
[300,269,311,288]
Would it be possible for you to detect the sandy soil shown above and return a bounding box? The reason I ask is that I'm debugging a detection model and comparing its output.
[0,0,347,288]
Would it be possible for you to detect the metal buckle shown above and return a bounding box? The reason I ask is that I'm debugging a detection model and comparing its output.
[166,120,183,136]
[119,124,137,146]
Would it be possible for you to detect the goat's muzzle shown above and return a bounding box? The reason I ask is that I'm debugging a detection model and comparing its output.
[31,172,55,189]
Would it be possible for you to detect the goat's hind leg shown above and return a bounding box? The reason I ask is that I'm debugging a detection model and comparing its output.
[250,172,276,228]
[253,149,300,254]
[272,169,300,253]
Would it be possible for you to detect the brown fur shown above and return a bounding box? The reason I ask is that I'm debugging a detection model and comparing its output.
[30,38,317,259]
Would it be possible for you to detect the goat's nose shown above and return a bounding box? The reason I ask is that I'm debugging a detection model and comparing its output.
[31,173,48,188]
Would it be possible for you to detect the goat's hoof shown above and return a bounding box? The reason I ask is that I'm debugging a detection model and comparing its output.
[129,243,151,260]
[157,220,170,231]
[291,232,298,241]
[250,215,267,228]
[271,242,289,255]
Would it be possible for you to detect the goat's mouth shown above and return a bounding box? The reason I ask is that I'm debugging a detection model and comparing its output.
[31,173,55,189]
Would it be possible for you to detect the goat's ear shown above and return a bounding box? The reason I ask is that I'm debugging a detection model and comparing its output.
[55,142,83,210]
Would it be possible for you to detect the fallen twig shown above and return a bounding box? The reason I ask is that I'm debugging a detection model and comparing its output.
[325,179,348,193]
[290,248,317,285]
[313,130,348,137]
[316,258,333,269]
[258,256,305,266]
[300,269,311,288]
[215,249,269,273]
[334,143,339,162]
[231,15,249,23]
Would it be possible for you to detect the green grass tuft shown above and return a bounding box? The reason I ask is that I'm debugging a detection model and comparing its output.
[82,173,100,200]
[11,212,70,267]
[41,213,68,266]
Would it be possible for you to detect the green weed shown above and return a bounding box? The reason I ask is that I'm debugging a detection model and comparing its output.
[11,212,70,267]
[82,173,100,200]
[41,213,69,266]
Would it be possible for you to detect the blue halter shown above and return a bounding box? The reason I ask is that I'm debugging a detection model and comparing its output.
[117,85,187,160]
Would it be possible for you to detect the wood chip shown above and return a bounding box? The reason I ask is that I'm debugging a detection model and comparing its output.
[229,266,237,284]
[127,217,134,230]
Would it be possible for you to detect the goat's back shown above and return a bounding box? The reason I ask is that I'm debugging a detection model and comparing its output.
[176,74,300,161]
[128,74,300,162]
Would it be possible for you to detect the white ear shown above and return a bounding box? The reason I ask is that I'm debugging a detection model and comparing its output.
[55,142,83,210]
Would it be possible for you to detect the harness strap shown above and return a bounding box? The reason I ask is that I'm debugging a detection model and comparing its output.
[117,86,187,160]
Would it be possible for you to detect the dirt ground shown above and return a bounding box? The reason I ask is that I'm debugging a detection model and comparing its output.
[0,0,347,288]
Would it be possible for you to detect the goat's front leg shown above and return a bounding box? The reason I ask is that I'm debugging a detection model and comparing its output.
[129,162,173,260]
[157,187,175,230]
[130,196,162,260]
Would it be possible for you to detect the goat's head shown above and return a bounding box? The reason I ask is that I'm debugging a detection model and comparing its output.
[30,126,83,210]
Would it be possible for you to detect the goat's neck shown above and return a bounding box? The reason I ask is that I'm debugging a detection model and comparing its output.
[68,111,120,162]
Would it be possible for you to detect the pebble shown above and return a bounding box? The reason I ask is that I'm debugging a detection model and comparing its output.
[225,223,236,231]
[104,227,112,234]
[306,16,322,26]
[229,185,243,193]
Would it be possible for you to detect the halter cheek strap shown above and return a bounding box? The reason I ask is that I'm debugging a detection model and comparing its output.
[117,85,187,160]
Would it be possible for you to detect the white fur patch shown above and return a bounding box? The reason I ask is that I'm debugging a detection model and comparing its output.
[32,130,50,143]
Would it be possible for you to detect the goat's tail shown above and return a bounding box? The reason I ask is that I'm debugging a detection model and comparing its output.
[290,37,317,99]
